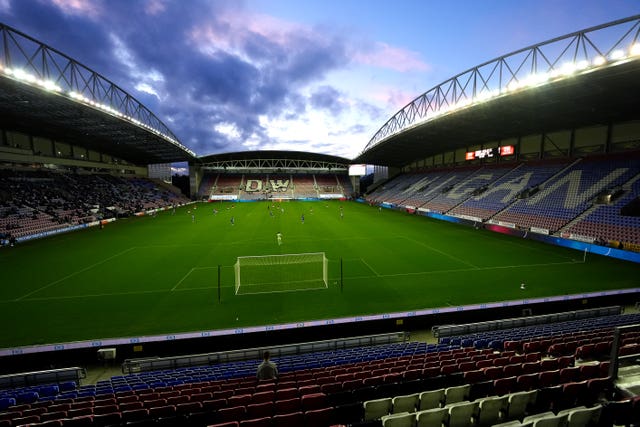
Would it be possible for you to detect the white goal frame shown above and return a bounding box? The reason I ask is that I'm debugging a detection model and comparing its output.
[234,252,328,295]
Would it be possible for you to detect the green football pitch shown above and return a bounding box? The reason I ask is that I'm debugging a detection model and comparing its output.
[0,200,638,349]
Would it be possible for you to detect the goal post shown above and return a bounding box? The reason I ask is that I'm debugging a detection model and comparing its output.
[234,252,328,295]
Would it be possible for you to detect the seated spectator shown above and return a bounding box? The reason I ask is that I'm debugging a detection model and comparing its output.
[256,351,278,380]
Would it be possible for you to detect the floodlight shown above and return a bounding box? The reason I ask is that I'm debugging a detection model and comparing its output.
[593,56,606,66]
[506,80,521,92]
[523,73,548,87]
[476,91,492,102]
[12,68,25,79]
[630,43,640,56]
[42,80,60,92]
[559,62,577,75]
[610,49,625,60]
[575,60,589,71]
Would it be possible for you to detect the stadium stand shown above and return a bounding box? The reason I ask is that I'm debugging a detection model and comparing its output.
[365,154,640,246]
[2,309,640,426]
[0,169,188,240]
[201,172,351,200]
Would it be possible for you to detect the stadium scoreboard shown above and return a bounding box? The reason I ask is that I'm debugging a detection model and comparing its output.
[465,145,515,160]
[348,164,367,176]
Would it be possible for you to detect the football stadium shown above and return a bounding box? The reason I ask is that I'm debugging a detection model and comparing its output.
[1,13,640,427]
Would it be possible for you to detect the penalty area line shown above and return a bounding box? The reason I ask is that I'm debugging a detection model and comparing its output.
[172,266,219,291]
[11,286,220,302]
[345,259,581,281]
[360,258,381,277]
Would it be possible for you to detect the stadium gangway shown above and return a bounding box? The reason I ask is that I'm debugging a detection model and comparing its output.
[432,306,622,338]
[0,366,86,389]
[608,323,640,387]
[121,331,409,374]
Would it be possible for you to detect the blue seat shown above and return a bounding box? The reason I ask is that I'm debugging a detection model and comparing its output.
[0,397,15,411]
[16,391,39,404]
[38,385,59,397]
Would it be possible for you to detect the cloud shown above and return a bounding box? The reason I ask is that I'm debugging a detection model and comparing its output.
[0,0,419,159]
[49,0,103,20]
[310,86,347,116]
[354,42,430,73]
[144,0,166,15]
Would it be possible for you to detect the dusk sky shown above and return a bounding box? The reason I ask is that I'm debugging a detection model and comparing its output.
[0,0,638,162]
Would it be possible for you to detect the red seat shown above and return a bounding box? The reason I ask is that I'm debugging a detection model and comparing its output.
[119,401,144,412]
[67,407,92,418]
[93,404,118,415]
[274,398,301,415]
[252,391,274,404]
[524,352,541,362]
[148,404,176,418]
[39,411,68,422]
[463,369,485,383]
[167,395,190,406]
[92,412,122,426]
[579,363,601,380]
[301,393,327,411]
[298,385,321,395]
[60,415,94,426]
[228,394,252,407]
[538,369,560,388]
[305,407,334,427]
[218,405,247,423]
[272,411,304,427]
[175,401,202,415]
[503,364,522,378]
[121,408,149,423]
[493,376,517,396]
[483,366,503,380]
[320,382,342,394]
[239,416,271,427]
[201,398,227,411]
[516,373,539,391]
[246,402,273,419]
[559,366,581,383]
[521,361,541,374]
[540,359,559,371]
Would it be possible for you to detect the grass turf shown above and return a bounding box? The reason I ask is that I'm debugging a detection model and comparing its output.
[0,200,638,349]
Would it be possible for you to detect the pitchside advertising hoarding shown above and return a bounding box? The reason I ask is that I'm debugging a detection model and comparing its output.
[465,145,515,160]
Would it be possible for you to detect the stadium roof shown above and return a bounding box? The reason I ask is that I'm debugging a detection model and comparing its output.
[197,150,351,171]
[0,22,195,165]
[355,15,640,168]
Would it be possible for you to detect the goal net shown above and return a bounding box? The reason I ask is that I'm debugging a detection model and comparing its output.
[234,252,328,295]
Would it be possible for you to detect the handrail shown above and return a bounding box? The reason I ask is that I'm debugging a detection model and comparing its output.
[432,306,623,338]
[122,331,408,374]
[0,366,86,390]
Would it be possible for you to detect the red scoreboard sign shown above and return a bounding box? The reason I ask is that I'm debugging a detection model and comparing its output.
[466,145,515,160]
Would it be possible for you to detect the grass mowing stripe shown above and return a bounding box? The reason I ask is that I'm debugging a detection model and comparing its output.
[15,247,136,301]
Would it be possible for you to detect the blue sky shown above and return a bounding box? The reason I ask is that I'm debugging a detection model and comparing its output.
[0,0,638,161]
